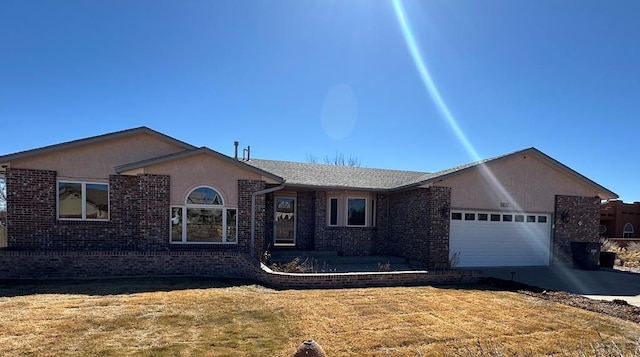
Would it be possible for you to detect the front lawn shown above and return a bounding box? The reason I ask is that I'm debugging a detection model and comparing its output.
[0,278,638,356]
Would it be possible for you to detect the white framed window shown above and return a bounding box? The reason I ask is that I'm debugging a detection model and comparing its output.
[623,223,634,238]
[170,186,237,244]
[57,181,109,221]
[347,197,367,226]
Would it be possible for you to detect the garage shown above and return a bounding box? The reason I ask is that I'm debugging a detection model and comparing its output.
[449,210,552,267]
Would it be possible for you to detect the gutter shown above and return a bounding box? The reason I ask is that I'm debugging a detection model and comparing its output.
[250,181,286,257]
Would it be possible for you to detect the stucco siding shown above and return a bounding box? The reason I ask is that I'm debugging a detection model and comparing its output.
[437,154,599,212]
[141,153,263,206]
[9,133,187,179]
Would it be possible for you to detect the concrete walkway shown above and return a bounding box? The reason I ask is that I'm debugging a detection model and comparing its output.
[482,264,640,306]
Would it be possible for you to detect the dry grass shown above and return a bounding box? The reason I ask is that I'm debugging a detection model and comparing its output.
[1,278,639,356]
[601,239,640,268]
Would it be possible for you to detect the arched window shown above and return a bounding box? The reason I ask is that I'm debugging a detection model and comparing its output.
[623,223,634,238]
[170,186,237,244]
[186,187,223,205]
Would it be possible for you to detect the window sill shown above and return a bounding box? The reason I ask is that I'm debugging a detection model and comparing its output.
[57,219,110,225]
[169,243,240,250]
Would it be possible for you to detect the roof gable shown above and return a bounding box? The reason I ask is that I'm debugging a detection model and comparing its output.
[406,148,617,199]
[116,147,283,183]
[248,148,616,199]
[0,127,195,163]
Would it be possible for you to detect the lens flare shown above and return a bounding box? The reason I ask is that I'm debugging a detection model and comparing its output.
[391,0,581,275]
[391,0,519,208]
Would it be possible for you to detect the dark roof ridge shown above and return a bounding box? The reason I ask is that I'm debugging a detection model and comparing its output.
[247,158,429,175]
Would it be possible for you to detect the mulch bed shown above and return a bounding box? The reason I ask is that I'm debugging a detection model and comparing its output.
[480,277,640,324]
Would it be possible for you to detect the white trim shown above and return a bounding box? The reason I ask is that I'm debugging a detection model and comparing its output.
[449,208,552,267]
[346,197,368,227]
[623,223,634,238]
[169,186,238,243]
[274,196,296,246]
[185,185,226,206]
[56,180,110,221]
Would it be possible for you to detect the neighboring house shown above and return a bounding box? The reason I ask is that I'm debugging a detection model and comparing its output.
[600,200,640,238]
[0,127,618,279]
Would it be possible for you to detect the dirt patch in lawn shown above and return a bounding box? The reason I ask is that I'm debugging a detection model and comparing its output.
[480,277,640,324]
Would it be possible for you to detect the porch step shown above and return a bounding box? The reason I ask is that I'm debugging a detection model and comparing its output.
[268,250,339,260]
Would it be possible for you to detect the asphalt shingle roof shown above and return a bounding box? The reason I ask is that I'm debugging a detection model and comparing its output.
[246,159,427,190]
[246,149,536,191]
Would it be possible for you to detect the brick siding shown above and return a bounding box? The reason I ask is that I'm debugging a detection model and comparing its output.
[296,191,315,250]
[238,180,266,257]
[0,250,481,288]
[383,187,451,269]
[373,194,391,255]
[137,174,170,250]
[553,195,601,262]
[6,168,171,251]
[6,168,57,249]
[311,191,375,255]
[426,186,452,269]
[313,191,327,250]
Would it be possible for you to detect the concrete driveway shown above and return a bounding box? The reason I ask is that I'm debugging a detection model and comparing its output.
[481,264,640,306]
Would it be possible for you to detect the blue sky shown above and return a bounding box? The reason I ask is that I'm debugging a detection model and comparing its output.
[0,0,638,202]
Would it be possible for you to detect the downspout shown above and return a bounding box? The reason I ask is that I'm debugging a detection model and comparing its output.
[251,181,286,257]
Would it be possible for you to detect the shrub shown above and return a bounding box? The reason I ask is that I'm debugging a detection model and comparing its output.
[626,242,640,253]
[377,262,391,272]
[600,238,621,253]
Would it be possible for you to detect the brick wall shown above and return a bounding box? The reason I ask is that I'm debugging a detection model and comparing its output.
[6,168,57,249]
[110,175,141,249]
[383,187,451,269]
[321,227,375,255]
[265,192,275,250]
[311,191,375,255]
[0,250,259,279]
[0,250,481,288]
[6,169,172,251]
[373,194,390,255]
[238,180,266,257]
[313,191,327,250]
[137,174,170,250]
[554,195,601,262]
[296,191,315,250]
[426,186,451,269]
[387,189,430,262]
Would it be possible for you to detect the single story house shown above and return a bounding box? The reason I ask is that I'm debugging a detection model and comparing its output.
[0,127,617,280]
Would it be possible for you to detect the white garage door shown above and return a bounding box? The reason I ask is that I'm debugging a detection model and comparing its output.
[449,211,551,267]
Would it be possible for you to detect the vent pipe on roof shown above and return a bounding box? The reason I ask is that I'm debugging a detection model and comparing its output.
[234,141,239,159]
[243,146,251,161]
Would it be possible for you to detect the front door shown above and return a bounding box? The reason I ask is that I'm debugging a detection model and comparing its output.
[274,197,296,246]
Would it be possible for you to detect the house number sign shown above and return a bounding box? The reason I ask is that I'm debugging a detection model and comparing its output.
[500,202,510,208]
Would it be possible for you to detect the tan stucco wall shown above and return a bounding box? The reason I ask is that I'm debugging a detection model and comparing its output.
[9,133,188,180]
[434,154,600,213]
[141,153,264,206]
